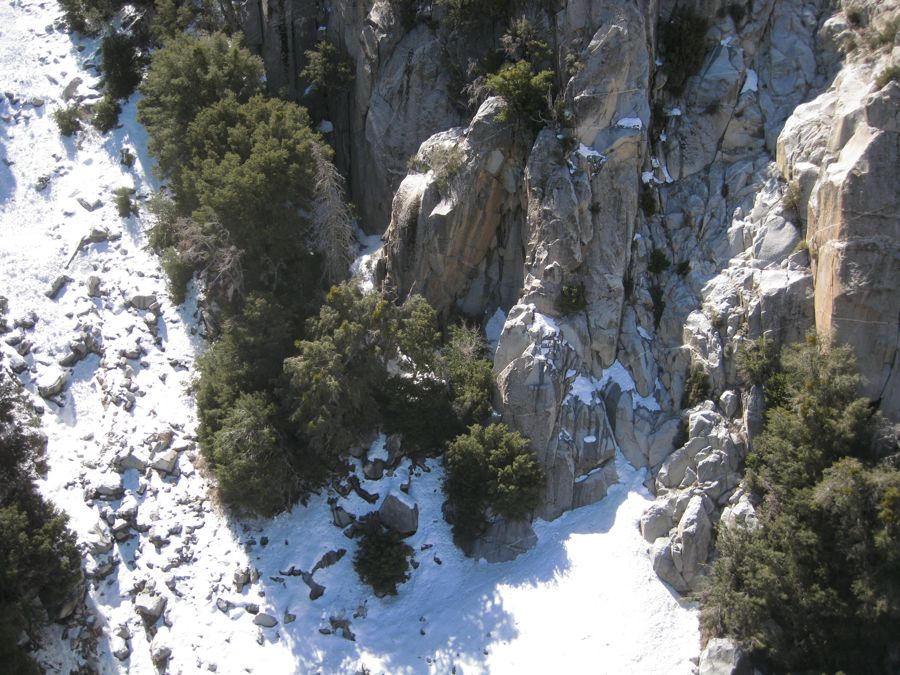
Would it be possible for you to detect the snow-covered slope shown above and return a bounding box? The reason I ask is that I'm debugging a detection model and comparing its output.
[0,2,698,672]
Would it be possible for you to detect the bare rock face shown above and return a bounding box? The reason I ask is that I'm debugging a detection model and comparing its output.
[378,491,418,537]
[467,518,537,564]
[699,637,752,675]
[494,305,618,521]
[379,97,526,314]
[780,76,900,419]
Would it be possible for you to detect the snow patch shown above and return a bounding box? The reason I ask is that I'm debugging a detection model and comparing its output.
[741,68,758,94]
[615,117,644,130]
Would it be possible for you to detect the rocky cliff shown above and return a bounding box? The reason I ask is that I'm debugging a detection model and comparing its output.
[248,0,899,578]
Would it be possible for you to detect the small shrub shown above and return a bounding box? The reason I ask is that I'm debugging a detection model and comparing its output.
[160,247,193,303]
[640,184,658,216]
[485,60,554,127]
[866,16,900,49]
[735,335,778,386]
[649,283,665,328]
[436,0,510,28]
[301,39,353,90]
[782,179,801,212]
[875,64,900,89]
[676,260,691,276]
[727,2,747,25]
[845,6,863,27]
[558,282,587,314]
[648,248,670,275]
[53,105,82,136]
[408,144,465,191]
[100,31,142,100]
[146,192,178,252]
[120,147,136,167]
[444,423,543,545]
[683,364,711,408]
[113,187,136,217]
[91,94,120,132]
[703,100,722,116]
[353,520,414,596]
[442,324,493,425]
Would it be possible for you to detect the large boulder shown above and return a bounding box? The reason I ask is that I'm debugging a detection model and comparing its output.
[378,491,418,537]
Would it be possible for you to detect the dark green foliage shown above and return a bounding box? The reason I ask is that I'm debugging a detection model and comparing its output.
[301,39,353,89]
[437,0,510,28]
[442,324,493,426]
[675,260,690,277]
[57,0,130,33]
[558,282,586,314]
[485,60,554,127]
[160,246,192,303]
[735,335,777,386]
[91,94,121,132]
[137,32,264,182]
[727,2,747,26]
[640,184,657,216]
[53,105,82,136]
[659,7,710,97]
[353,519,413,596]
[209,392,297,516]
[101,31,142,100]
[845,6,863,27]
[683,364,710,408]
[702,338,899,673]
[444,423,543,544]
[283,283,400,469]
[176,95,320,294]
[114,187,136,217]
[649,283,665,328]
[647,247,670,275]
[396,294,441,375]
[0,375,80,671]
[376,376,461,457]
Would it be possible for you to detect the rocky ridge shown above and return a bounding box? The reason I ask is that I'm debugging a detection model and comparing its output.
[266,0,900,584]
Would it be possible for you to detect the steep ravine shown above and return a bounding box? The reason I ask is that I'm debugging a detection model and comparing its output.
[1,3,700,673]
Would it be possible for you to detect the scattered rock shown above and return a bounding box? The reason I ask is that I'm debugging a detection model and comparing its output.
[312,549,346,574]
[134,591,166,624]
[244,603,259,615]
[253,613,278,628]
[363,459,384,481]
[87,275,101,297]
[128,293,159,311]
[331,505,355,529]
[111,636,130,661]
[61,76,82,100]
[215,598,232,614]
[233,568,251,593]
[150,449,178,475]
[45,274,72,299]
[76,196,102,212]
[149,635,171,668]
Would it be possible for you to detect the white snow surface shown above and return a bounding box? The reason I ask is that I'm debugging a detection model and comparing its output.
[615,117,644,130]
[1,2,698,672]
[741,69,759,94]
[484,307,506,353]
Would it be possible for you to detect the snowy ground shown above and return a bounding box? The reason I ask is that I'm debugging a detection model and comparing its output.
[0,1,698,672]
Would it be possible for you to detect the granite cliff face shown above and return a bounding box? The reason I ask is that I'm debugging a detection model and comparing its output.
[246,0,899,578]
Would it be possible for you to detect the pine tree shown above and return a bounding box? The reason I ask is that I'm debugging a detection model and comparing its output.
[310,146,355,285]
